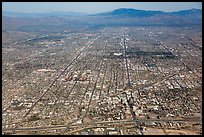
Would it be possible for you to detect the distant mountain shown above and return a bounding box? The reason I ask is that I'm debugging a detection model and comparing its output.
[2,11,88,18]
[92,8,202,25]
[96,8,165,17]
[170,8,202,16]
[2,8,202,32]
[2,15,89,32]
[95,8,201,17]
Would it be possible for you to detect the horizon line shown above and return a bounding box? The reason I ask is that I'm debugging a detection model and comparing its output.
[2,7,202,15]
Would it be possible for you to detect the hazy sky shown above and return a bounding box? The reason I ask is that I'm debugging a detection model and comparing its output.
[3,2,202,14]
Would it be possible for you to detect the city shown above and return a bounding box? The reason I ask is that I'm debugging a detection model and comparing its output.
[2,26,202,135]
[2,2,202,135]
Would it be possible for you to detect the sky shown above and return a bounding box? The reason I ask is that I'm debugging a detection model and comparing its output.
[2,2,202,14]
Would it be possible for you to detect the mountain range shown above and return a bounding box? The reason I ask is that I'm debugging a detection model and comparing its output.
[2,8,202,32]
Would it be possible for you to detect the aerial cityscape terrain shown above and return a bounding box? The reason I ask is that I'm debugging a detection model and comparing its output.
[2,3,202,135]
